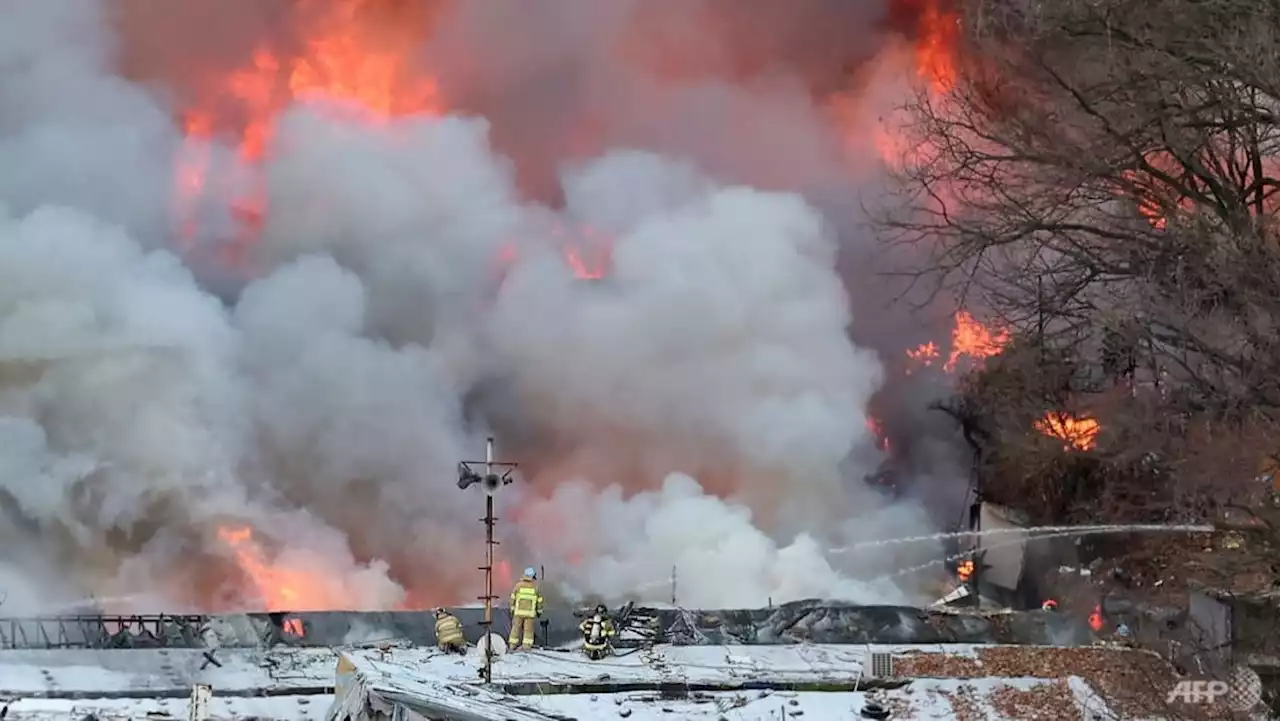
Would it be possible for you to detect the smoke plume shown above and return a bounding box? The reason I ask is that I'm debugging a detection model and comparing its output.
[0,0,960,615]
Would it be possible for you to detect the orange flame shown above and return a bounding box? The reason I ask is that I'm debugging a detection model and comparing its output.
[494,223,614,282]
[956,558,975,581]
[869,0,961,170]
[905,341,939,370]
[552,222,612,279]
[281,617,306,636]
[866,415,892,452]
[947,311,1010,370]
[217,525,350,611]
[1088,604,1104,632]
[906,311,1010,373]
[915,0,960,93]
[1125,169,1169,230]
[564,248,608,280]
[1120,152,1202,231]
[1033,412,1100,451]
[173,0,443,268]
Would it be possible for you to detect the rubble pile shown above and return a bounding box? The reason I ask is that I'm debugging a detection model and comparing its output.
[896,646,1194,718]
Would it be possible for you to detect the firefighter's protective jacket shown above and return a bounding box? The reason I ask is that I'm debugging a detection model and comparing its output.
[510,577,544,618]
[579,614,616,649]
[435,612,464,647]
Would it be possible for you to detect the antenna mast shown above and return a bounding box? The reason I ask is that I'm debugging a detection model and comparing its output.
[457,436,518,684]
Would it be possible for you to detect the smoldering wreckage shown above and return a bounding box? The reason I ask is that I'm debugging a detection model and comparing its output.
[0,0,1266,719]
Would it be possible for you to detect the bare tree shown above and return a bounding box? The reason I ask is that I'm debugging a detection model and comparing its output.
[879,0,1280,422]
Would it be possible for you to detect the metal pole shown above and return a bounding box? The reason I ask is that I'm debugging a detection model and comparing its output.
[458,436,517,684]
[538,565,549,646]
[969,495,981,611]
[483,493,495,682]
[670,566,677,606]
[481,436,497,683]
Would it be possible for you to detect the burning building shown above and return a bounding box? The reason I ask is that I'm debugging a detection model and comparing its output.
[0,0,1010,616]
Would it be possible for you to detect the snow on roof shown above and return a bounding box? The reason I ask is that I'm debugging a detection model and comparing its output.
[333,645,1130,720]
[0,682,1116,721]
[514,678,1119,720]
[0,643,1154,720]
[0,648,338,695]
[0,694,328,721]
[0,648,338,721]
[337,642,871,687]
[332,643,1139,720]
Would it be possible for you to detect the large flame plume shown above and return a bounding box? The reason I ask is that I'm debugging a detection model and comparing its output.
[0,0,977,614]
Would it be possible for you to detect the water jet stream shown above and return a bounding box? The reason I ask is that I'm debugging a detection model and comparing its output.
[867,530,1100,582]
[831,523,1215,555]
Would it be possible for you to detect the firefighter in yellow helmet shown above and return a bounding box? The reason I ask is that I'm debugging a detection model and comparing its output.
[434,608,466,654]
[579,603,617,660]
[508,566,544,650]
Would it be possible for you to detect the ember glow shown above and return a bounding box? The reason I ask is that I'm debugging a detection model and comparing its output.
[1033,413,1101,451]
[866,416,892,452]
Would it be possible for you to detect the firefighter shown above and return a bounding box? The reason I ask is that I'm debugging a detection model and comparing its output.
[508,567,544,651]
[434,608,466,654]
[579,604,616,660]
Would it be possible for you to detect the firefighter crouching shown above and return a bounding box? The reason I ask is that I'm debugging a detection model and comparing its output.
[508,567,544,651]
[580,604,617,660]
[434,608,467,654]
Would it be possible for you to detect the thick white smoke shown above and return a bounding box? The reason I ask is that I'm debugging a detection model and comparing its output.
[0,1,948,614]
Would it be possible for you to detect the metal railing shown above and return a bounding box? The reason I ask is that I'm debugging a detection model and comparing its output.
[0,614,208,649]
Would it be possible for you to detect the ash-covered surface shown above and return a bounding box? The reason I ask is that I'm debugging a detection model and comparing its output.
[0,600,1093,650]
